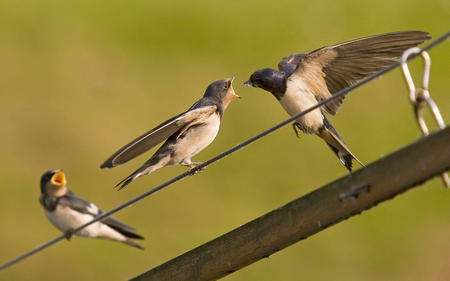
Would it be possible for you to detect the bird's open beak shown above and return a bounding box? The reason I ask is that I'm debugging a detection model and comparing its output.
[228,76,241,99]
[243,80,253,88]
[51,170,66,187]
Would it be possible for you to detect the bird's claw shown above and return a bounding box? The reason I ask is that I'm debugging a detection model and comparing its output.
[292,123,301,138]
[188,162,206,176]
[64,230,74,241]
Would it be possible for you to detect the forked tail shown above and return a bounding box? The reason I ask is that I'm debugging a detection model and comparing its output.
[318,117,364,172]
[115,158,161,190]
[122,239,144,250]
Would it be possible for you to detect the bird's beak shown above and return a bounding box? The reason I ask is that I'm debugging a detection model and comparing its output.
[222,77,241,110]
[228,76,241,99]
[51,170,66,187]
[243,80,253,88]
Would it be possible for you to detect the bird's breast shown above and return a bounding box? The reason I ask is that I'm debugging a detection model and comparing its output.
[45,205,93,234]
[280,78,324,134]
[171,112,221,162]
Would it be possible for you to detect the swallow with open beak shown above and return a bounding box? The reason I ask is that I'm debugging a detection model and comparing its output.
[244,31,430,171]
[39,169,144,249]
[101,77,240,189]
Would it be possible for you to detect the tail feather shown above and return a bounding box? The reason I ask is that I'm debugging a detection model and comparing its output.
[319,118,364,171]
[115,149,172,189]
[112,226,145,249]
[115,162,156,190]
[119,230,144,240]
[115,173,141,190]
[100,218,145,249]
[104,220,145,240]
[122,239,145,250]
[325,142,354,171]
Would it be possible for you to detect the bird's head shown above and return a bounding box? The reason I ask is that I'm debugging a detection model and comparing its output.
[244,68,286,99]
[40,169,68,197]
[204,77,241,110]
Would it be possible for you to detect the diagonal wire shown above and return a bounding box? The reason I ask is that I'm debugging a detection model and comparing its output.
[1,30,448,272]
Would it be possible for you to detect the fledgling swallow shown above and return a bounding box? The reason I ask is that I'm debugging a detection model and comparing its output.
[101,77,240,189]
[39,169,144,249]
[244,31,430,171]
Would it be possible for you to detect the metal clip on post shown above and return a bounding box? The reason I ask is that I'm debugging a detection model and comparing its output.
[400,47,449,187]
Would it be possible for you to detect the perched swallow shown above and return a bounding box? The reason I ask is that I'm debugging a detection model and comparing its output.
[244,31,430,171]
[101,77,240,189]
[39,169,144,249]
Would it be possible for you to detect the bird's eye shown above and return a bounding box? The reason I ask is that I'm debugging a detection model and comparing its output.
[224,84,229,90]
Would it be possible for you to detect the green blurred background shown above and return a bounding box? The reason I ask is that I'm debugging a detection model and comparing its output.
[0,0,449,280]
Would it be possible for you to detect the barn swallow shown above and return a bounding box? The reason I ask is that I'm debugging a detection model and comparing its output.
[101,77,240,189]
[39,169,144,249]
[244,31,430,171]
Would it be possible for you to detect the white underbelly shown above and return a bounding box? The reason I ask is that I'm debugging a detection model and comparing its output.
[280,79,324,134]
[45,206,125,241]
[171,113,220,163]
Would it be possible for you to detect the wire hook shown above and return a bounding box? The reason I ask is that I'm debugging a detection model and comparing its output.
[400,48,449,187]
[401,48,430,103]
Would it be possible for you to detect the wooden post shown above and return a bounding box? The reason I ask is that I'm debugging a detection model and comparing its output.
[131,127,450,281]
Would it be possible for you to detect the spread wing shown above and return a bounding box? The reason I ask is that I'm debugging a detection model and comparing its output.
[100,104,217,168]
[61,192,138,232]
[290,31,430,115]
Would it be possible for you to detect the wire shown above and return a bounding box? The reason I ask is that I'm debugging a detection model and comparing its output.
[1,30,448,272]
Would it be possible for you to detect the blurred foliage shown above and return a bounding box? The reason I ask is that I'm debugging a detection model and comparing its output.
[0,0,449,280]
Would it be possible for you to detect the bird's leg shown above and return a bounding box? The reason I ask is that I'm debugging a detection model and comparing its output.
[181,160,206,175]
[64,229,74,241]
[292,122,302,138]
[189,162,206,175]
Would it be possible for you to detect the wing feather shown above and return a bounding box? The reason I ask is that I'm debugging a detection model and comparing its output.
[291,31,430,115]
[100,105,217,168]
[60,192,99,216]
[61,192,139,234]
